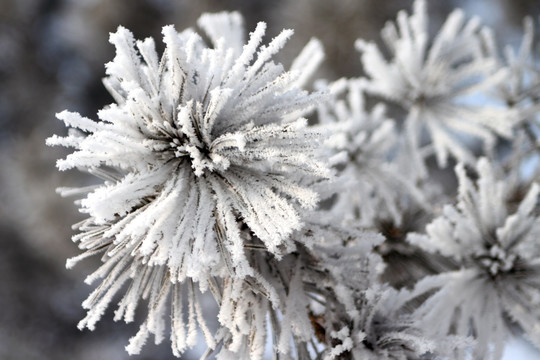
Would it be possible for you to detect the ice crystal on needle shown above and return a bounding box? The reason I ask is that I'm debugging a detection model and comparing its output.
[48,11,329,355]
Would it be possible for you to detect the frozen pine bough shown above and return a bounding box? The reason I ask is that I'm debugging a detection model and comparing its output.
[406,158,540,359]
[356,0,516,178]
[48,10,333,357]
[49,1,539,359]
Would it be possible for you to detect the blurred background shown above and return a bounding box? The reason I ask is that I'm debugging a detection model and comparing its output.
[0,0,539,358]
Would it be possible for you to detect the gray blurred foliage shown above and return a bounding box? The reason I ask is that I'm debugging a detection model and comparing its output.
[0,0,536,358]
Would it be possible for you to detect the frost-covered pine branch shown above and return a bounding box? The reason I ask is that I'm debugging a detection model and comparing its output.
[356,0,516,176]
[317,78,423,227]
[407,158,540,359]
[47,2,540,359]
[48,11,332,356]
[314,235,462,360]
[483,17,540,154]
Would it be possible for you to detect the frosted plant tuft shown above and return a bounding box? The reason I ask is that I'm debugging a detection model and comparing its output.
[356,0,516,174]
[48,11,329,356]
[47,3,540,360]
[408,158,540,359]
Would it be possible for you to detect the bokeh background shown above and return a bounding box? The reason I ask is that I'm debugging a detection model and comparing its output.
[1,0,539,358]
